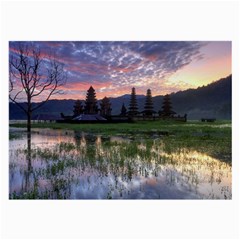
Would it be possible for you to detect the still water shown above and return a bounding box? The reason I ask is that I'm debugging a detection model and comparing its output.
[9,128,232,199]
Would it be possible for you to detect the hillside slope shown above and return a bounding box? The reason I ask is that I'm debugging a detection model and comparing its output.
[9,75,231,120]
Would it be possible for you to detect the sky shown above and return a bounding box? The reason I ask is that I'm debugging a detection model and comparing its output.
[9,41,231,101]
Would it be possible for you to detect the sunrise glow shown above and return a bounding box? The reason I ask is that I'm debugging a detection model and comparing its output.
[9,41,231,101]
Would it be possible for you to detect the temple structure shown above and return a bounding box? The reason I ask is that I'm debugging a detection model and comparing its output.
[128,87,139,116]
[60,86,186,123]
[73,100,84,117]
[120,103,127,116]
[159,94,176,117]
[100,97,112,116]
[142,89,156,116]
[84,86,98,114]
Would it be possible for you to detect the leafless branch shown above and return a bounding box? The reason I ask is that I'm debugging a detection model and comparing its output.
[9,42,67,128]
[9,95,28,114]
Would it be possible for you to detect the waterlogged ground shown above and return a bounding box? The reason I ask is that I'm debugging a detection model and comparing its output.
[9,124,232,199]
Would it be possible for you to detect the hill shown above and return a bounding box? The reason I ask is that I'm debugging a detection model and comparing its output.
[9,75,231,120]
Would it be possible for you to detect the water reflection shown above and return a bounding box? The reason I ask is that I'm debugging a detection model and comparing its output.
[9,129,232,199]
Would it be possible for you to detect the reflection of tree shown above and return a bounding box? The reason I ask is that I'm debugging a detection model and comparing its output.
[95,135,103,157]
[11,133,231,199]
[73,131,87,158]
[22,132,33,194]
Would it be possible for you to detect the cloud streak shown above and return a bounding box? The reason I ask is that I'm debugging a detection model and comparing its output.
[9,41,230,100]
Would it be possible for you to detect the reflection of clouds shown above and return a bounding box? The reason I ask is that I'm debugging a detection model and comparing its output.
[9,130,231,199]
[80,133,87,149]
[71,141,231,199]
[160,149,231,198]
[137,142,147,151]
[110,136,130,144]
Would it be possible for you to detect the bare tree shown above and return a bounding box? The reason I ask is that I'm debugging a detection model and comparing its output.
[9,42,67,133]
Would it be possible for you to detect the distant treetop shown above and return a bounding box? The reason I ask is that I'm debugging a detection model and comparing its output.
[84,86,98,114]
[143,89,155,116]
[128,87,139,116]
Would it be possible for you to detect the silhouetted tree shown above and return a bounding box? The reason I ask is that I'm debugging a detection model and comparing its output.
[159,94,176,117]
[73,100,84,116]
[143,89,154,116]
[84,86,98,114]
[9,42,67,133]
[128,87,138,116]
[120,103,127,116]
[100,97,112,116]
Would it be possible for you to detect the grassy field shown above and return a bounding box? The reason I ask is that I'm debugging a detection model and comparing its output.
[10,120,231,135]
[10,120,231,163]
[9,120,232,199]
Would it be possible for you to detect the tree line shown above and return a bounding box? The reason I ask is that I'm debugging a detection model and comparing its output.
[72,86,175,118]
[9,42,177,134]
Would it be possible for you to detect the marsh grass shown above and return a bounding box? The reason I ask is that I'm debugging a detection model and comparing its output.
[10,120,231,135]
[9,120,232,199]
[9,132,23,140]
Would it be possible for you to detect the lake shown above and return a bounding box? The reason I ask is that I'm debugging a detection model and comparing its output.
[9,127,232,199]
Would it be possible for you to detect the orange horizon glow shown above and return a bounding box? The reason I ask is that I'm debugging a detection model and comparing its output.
[9,41,231,102]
